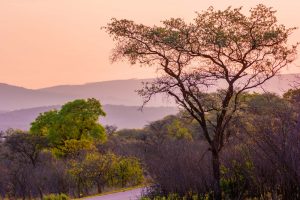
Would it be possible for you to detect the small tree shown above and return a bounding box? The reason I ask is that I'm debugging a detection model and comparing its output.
[105,4,297,199]
[81,152,118,194]
[1,130,50,199]
[4,131,47,167]
[113,157,143,187]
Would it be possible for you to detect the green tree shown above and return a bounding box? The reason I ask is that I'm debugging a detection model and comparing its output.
[30,98,106,157]
[113,157,143,187]
[105,5,297,199]
[82,152,118,194]
[166,119,192,140]
[284,88,300,105]
[68,152,143,197]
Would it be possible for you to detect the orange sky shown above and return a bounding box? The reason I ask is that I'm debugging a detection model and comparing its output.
[1,0,300,89]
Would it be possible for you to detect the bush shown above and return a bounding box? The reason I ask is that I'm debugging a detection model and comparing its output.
[42,193,69,200]
[143,140,213,196]
[113,157,144,187]
[140,193,211,200]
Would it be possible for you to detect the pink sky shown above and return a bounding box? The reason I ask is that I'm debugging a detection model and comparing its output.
[1,0,300,89]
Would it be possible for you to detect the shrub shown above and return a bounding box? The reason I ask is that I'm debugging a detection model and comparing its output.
[42,193,69,200]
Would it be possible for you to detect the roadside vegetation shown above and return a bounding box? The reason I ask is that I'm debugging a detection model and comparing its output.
[0,4,299,200]
[0,98,143,199]
[1,92,300,200]
[103,91,300,199]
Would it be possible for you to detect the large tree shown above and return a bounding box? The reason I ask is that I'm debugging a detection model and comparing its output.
[105,5,298,199]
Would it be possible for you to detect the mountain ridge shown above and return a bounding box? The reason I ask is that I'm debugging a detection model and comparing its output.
[2,74,299,110]
[0,75,299,130]
[0,78,171,111]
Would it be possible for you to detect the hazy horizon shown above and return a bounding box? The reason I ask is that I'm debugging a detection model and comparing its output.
[1,72,300,90]
[0,77,154,90]
[1,0,300,89]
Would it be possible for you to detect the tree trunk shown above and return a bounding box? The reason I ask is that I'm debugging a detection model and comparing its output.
[38,187,43,200]
[212,150,222,200]
[97,182,102,194]
[271,189,278,200]
[77,182,81,198]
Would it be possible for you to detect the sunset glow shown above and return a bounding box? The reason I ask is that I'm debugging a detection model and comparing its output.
[1,0,299,88]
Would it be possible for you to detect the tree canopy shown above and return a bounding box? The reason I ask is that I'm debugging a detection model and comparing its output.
[30,98,106,157]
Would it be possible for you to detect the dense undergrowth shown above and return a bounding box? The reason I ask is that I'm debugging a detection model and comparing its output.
[1,92,300,200]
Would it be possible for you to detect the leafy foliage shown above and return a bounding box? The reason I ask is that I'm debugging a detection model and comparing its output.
[113,157,144,187]
[67,151,143,196]
[30,98,106,157]
[42,194,69,200]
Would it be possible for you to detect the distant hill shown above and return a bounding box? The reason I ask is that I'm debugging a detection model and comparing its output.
[37,79,174,107]
[0,83,76,111]
[0,79,173,111]
[0,75,299,130]
[1,75,299,111]
[0,104,178,131]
